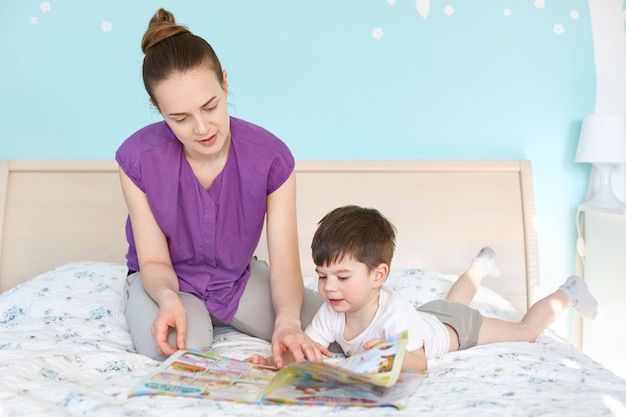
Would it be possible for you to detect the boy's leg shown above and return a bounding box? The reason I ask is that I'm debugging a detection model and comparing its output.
[229,259,324,342]
[476,275,599,345]
[558,275,600,320]
[447,247,500,305]
[124,272,213,361]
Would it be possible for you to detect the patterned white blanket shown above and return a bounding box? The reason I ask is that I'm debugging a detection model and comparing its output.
[1,262,625,416]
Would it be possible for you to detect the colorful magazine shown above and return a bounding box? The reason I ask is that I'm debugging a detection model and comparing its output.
[128,331,424,409]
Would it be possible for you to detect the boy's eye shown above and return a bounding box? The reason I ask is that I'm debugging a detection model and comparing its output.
[338,276,349,281]
[317,276,327,280]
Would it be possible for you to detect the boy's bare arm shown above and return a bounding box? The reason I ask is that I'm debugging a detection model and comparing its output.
[400,348,428,372]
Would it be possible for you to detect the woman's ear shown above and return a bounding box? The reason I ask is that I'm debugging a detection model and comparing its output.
[149,98,160,113]
[372,263,389,288]
[222,69,229,93]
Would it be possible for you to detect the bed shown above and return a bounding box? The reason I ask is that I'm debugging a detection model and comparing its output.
[1,159,625,416]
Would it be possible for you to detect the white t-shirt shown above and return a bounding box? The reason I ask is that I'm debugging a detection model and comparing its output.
[305,286,450,359]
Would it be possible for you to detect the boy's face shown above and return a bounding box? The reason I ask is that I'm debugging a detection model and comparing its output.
[315,255,383,315]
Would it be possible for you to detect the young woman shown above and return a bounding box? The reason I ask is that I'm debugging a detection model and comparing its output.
[116,8,324,368]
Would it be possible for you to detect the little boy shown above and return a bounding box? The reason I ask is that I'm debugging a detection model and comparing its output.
[249,205,599,372]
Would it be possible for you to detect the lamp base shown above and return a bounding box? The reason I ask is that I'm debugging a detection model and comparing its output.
[580,163,626,214]
[579,201,626,214]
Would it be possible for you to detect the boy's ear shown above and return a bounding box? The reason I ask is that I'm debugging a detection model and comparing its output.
[372,263,389,288]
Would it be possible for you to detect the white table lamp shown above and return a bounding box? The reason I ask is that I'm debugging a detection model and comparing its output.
[575,114,626,214]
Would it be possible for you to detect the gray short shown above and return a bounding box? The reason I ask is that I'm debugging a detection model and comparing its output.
[417,299,483,350]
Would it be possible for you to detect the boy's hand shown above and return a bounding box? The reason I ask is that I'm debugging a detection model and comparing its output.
[245,354,274,367]
[363,338,387,350]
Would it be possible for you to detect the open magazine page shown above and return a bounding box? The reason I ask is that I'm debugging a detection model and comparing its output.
[128,350,276,404]
[334,330,409,386]
[128,330,424,408]
[265,330,409,389]
[261,330,424,409]
[261,372,424,409]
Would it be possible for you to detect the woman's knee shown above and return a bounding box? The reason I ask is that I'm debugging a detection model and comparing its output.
[179,292,214,350]
[229,259,275,340]
[301,288,323,328]
[124,274,213,356]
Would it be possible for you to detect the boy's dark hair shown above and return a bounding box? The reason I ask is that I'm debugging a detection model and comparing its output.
[311,205,396,271]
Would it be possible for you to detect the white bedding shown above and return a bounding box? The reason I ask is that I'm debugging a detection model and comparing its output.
[1,262,625,416]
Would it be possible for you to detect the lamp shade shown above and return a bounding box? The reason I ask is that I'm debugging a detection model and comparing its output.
[575,114,626,163]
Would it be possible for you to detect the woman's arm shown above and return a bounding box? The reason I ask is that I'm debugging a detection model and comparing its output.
[119,168,186,356]
[265,172,325,368]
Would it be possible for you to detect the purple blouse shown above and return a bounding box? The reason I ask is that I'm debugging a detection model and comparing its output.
[115,117,295,322]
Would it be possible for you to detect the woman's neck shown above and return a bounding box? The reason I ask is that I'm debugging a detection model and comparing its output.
[184,136,231,191]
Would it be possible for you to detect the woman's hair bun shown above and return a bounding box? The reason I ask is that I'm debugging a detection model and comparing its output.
[141,8,190,54]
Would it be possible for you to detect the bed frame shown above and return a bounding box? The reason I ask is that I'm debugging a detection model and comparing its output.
[0,160,538,312]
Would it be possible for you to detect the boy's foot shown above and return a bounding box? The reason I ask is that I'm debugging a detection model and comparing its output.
[471,247,500,279]
[558,275,600,321]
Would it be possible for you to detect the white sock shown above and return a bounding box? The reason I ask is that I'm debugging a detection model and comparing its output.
[471,247,500,278]
[558,275,600,321]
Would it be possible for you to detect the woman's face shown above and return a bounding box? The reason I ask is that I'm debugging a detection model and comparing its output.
[152,66,230,160]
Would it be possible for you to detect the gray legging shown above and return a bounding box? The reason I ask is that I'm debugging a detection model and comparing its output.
[124,259,324,361]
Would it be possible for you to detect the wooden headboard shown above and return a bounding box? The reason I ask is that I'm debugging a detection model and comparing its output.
[0,160,539,312]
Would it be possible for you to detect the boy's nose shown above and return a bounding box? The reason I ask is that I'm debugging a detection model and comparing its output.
[323,279,337,292]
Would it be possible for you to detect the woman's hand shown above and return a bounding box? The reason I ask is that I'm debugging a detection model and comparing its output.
[271,320,331,368]
[151,290,187,356]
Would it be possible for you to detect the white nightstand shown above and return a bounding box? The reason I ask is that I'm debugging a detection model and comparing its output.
[579,209,626,379]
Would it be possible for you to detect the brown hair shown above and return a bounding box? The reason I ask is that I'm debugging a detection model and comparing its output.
[311,205,397,271]
[141,8,224,107]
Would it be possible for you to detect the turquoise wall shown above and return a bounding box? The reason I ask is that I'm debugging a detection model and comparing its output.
[0,0,596,330]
